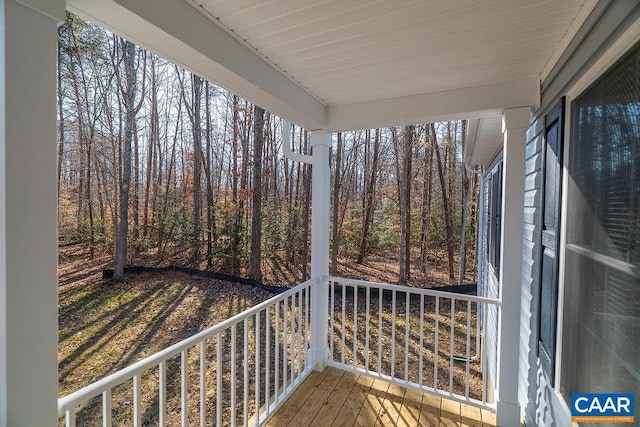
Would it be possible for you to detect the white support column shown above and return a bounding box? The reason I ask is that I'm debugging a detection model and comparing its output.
[309,129,331,372]
[496,107,529,427]
[0,0,63,425]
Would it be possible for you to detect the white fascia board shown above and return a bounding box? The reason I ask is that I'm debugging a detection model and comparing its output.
[539,0,599,83]
[464,118,481,165]
[467,116,505,167]
[327,77,540,132]
[16,0,65,21]
[67,0,327,131]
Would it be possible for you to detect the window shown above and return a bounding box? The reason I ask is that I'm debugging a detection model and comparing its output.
[486,163,502,272]
[560,41,640,424]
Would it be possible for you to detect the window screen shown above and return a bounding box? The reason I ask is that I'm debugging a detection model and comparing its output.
[560,42,640,426]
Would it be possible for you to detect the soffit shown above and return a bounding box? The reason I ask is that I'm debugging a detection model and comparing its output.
[188,0,587,107]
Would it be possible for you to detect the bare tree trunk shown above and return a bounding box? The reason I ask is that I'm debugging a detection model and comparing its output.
[132,120,140,263]
[420,133,434,273]
[204,82,215,268]
[248,106,265,281]
[231,95,241,274]
[190,74,203,267]
[114,40,137,279]
[458,120,468,284]
[397,125,414,284]
[239,102,251,269]
[358,129,380,264]
[158,108,179,261]
[331,132,342,274]
[57,35,65,196]
[86,129,95,259]
[142,59,158,240]
[431,123,455,281]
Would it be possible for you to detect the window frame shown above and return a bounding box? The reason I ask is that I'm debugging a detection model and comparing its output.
[554,18,640,395]
[486,161,503,274]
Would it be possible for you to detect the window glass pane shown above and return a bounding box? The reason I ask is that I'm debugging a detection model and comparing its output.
[561,42,640,426]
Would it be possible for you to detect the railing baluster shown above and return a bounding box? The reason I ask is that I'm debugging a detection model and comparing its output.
[419,294,424,386]
[365,285,370,371]
[434,296,439,390]
[216,333,222,427]
[244,318,249,427]
[255,312,261,419]
[297,290,302,377]
[265,306,271,416]
[65,409,76,427]
[353,284,358,368]
[449,298,455,394]
[341,284,346,365]
[133,374,141,427]
[481,302,487,406]
[405,290,410,381]
[466,300,471,398]
[159,361,166,427]
[200,341,206,427]
[330,281,335,362]
[231,324,237,426]
[289,295,294,381]
[181,351,188,427]
[102,389,112,427]
[283,296,288,389]
[274,301,280,403]
[476,301,481,359]
[391,290,396,378]
[378,288,382,375]
[305,285,310,368]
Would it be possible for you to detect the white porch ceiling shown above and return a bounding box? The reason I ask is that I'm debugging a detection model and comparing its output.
[68,0,594,164]
[189,0,585,106]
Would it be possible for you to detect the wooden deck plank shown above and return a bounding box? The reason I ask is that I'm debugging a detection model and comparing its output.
[481,408,497,427]
[355,378,391,426]
[264,369,329,427]
[288,367,345,425]
[312,370,359,427]
[396,388,425,427]
[460,403,483,426]
[418,392,443,426]
[374,382,406,426]
[263,368,496,427]
[331,374,375,427]
[440,397,462,426]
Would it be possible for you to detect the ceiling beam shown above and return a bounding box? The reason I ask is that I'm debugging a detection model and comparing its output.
[67,0,327,130]
[327,77,539,132]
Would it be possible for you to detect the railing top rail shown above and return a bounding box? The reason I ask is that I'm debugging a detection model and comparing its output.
[58,278,316,416]
[327,275,501,306]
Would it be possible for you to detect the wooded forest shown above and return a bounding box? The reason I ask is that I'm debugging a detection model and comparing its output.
[57,14,480,286]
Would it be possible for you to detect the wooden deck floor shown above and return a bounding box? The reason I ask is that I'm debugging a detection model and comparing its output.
[264,366,496,427]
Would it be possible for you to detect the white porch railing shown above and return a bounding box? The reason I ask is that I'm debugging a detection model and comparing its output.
[327,276,500,410]
[58,279,314,427]
[58,276,500,425]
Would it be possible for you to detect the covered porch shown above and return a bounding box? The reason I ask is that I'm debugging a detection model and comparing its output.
[0,0,599,426]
